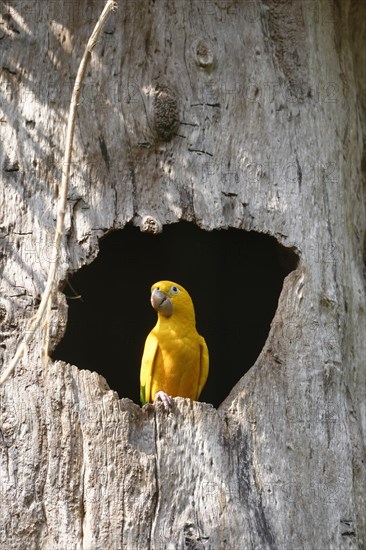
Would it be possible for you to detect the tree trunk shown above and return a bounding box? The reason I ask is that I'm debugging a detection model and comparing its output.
[0,1,365,549]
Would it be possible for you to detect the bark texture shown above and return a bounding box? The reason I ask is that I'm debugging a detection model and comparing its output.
[0,1,365,549]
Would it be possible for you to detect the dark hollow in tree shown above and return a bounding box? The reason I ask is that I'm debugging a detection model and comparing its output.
[54,222,298,407]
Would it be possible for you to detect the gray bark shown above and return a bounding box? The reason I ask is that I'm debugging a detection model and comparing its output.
[0,1,365,549]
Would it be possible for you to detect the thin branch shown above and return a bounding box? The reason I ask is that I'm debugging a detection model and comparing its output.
[0,0,118,387]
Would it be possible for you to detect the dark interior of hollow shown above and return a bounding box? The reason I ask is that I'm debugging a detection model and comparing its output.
[53,223,298,408]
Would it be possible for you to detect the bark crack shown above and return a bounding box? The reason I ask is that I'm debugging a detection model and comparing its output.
[150,409,161,548]
[80,459,86,548]
[187,148,213,157]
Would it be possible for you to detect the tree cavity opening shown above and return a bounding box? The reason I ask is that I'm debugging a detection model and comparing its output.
[53,222,298,408]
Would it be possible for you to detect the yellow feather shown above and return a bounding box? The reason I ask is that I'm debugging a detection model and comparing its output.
[140,281,209,404]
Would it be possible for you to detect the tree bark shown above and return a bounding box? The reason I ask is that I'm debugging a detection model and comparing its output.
[0,1,365,549]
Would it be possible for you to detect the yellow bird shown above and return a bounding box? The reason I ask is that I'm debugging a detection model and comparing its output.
[140,281,209,409]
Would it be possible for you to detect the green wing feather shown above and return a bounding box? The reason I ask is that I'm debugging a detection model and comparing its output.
[140,332,159,405]
[197,336,209,400]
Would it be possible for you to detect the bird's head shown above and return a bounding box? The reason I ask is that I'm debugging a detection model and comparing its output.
[150,281,195,321]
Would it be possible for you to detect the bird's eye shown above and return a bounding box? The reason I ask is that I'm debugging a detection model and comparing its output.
[169,285,180,295]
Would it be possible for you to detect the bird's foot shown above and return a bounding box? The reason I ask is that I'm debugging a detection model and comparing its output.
[154,391,172,411]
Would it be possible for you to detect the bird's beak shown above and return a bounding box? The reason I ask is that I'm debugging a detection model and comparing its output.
[151,288,173,318]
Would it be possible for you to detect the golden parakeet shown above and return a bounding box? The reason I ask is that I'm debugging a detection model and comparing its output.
[140,281,209,409]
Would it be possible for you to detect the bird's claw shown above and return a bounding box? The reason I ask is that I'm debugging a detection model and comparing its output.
[154,391,172,411]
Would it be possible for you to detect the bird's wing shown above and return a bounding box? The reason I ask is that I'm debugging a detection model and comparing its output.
[140,331,159,405]
[197,336,209,400]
